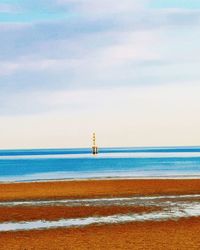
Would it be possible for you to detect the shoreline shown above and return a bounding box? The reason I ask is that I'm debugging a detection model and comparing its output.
[1,175,200,184]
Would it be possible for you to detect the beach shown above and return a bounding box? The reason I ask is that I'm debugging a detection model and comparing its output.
[1,218,200,250]
[1,178,200,201]
[0,179,200,249]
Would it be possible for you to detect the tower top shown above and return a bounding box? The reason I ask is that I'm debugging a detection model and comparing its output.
[93,132,96,147]
[92,132,98,155]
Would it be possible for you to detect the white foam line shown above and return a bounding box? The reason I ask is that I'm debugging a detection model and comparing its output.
[1,194,200,207]
[1,152,200,160]
[0,203,200,232]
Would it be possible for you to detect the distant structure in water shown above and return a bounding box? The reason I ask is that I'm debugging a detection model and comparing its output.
[92,132,98,155]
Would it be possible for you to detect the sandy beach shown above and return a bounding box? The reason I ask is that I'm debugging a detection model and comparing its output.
[1,218,200,250]
[0,179,200,249]
[0,205,160,222]
[1,179,200,201]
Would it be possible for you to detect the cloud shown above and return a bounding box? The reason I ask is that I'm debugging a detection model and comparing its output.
[0,28,163,96]
[0,58,80,77]
[0,3,19,13]
[56,0,146,15]
[0,1,200,148]
[1,0,200,116]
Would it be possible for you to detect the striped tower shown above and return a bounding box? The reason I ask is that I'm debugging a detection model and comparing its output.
[92,133,98,155]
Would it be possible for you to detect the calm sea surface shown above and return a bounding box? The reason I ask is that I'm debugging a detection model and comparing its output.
[0,147,200,182]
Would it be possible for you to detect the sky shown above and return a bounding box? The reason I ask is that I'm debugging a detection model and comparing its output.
[0,0,200,149]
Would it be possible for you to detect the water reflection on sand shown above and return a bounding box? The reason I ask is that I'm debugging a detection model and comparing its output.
[0,194,200,232]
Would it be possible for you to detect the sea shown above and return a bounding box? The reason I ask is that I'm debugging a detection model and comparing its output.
[0,146,200,182]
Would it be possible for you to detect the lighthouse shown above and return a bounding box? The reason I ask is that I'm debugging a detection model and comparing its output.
[92,133,98,155]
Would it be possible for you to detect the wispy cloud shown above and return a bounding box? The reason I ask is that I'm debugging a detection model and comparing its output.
[0,3,19,13]
[56,0,146,17]
[0,0,200,148]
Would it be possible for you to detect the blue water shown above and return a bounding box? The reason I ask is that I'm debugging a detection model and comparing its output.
[0,147,200,182]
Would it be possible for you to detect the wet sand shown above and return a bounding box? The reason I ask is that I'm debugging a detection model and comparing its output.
[0,205,160,222]
[1,179,200,249]
[1,179,200,201]
[1,218,200,250]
